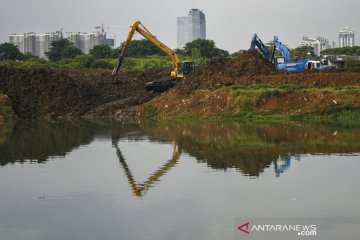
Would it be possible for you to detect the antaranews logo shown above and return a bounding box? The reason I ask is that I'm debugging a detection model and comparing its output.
[237,221,317,237]
[237,222,250,235]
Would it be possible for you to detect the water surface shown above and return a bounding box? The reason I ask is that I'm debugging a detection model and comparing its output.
[0,120,359,239]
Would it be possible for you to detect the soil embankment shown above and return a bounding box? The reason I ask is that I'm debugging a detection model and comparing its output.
[1,51,360,121]
[139,51,360,120]
[0,67,169,119]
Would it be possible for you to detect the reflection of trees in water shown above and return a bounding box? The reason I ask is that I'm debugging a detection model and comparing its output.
[0,119,174,167]
[1,119,360,178]
[0,119,142,166]
[139,121,360,177]
[0,120,97,166]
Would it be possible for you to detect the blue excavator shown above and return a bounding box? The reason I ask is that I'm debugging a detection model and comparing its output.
[250,34,305,73]
[271,36,306,73]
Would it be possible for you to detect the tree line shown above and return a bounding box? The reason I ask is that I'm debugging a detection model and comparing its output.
[321,46,360,56]
[0,38,228,60]
[1,38,359,70]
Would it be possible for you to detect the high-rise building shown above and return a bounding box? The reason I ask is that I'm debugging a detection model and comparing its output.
[177,9,206,49]
[66,31,106,54]
[9,25,115,58]
[9,34,25,53]
[339,27,355,48]
[301,36,331,56]
[9,32,62,59]
[65,25,115,53]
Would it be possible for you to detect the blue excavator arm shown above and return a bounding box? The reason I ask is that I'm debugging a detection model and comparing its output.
[272,36,305,73]
[250,34,271,61]
[272,36,291,63]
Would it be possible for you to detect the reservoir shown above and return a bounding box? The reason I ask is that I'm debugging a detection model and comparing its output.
[0,120,359,239]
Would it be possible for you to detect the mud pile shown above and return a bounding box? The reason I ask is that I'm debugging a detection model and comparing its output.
[176,51,360,94]
[139,51,360,119]
[0,66,169,119]
[202,51,275,76]
[177,51,277,93]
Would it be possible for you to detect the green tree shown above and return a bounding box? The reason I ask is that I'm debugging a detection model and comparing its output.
[0,43,23,60]
[89,45,112,59]
[22,52,38,60]
[183,39,229,58]
[290,46,314,59]
[175,48,186,56]
[90,59,113,69]
[115,39,165,58]
[62,46,82,59]
[73,54,96,68]
[46,39,82,61]
[322,46,360,55]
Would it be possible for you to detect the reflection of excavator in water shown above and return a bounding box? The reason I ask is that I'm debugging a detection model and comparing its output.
[113,141,181,197]
[274,153,301,177]
[112,21,195,92]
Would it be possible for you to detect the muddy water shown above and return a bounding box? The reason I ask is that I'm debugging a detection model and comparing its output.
[0,120,359,240]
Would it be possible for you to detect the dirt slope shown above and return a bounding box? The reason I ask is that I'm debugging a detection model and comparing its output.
[178,51,360,94]
[0,67,169,119]
[1,51,360,120]
[139,51,360,119]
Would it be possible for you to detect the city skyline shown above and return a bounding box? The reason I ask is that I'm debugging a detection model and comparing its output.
[0,0,359,53]
[9,27,115,58]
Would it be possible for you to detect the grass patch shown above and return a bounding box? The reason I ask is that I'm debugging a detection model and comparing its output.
[175,113,198,122]
[291,109,360,128]
[0,106,14,119]
[224,111,289,123]
[278,84,307,91]
[260,89,281,98]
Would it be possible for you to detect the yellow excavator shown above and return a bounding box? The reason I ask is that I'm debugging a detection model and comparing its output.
[112,21,195,92]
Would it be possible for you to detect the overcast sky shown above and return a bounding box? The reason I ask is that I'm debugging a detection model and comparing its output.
[0,0,359,53]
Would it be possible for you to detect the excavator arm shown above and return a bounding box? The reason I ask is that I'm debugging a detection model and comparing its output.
[250,34,271,61]
[271,36,291,63]
[112,21,181,77]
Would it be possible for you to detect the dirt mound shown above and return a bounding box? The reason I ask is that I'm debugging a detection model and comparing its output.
[177,51,277,93]
[0,66,169,118]
[139,52,360,119]
[175,51,360,94]
[204,51,275,76]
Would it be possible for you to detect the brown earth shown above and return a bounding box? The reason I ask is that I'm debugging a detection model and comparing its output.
[0,66,170,119]
[178,51,360,94]
[139,51,360,118]
[1,51,360,120]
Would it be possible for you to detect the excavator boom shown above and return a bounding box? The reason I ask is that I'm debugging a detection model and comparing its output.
[272,35,305,73]
[272,36,290,63]
[112,21,181,77]
[250,34,271,61]
[111,22,139,75]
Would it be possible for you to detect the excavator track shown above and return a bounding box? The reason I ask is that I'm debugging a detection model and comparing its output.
[145,77,179,92]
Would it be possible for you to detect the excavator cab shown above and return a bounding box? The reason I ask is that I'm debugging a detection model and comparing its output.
[180,61,195,75]
[274,57,285,65]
